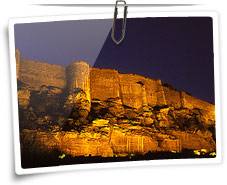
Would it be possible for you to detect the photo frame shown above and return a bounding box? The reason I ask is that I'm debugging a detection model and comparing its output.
[9,10,221,175]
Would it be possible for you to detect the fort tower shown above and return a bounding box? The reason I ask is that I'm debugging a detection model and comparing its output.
[15,48,21,79]
[66,61,91,102]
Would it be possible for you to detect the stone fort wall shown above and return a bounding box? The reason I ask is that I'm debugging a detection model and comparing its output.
[18,60,66,90]
[90,68,120,101]
[16,50,214,113]
[89,69,171,108]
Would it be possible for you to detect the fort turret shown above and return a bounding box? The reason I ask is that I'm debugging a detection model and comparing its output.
[15,48,21,79]
[66,60,91,102]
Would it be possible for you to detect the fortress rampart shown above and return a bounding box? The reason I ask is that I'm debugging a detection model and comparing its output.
[90,68,120,101]
[16,49,215,115]
[17,59,66,90]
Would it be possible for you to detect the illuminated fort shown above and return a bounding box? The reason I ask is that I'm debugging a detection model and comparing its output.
[16,49,214,119]
[16,49,216,160]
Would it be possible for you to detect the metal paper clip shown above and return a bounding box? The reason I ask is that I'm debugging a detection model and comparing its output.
[111,0,128,45]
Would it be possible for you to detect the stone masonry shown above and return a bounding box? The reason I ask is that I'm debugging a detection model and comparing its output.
[16,49,215,125]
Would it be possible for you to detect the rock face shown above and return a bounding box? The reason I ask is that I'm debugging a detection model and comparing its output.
[18,89,30,109]
[16,49,216,161]
[21,129,176,158]
[21,119,215,159]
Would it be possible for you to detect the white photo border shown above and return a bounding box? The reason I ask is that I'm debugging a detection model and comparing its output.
[30,0,211,5]
[8,11,222,175]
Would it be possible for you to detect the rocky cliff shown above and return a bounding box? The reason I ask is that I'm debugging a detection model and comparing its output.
[15,49,216,167]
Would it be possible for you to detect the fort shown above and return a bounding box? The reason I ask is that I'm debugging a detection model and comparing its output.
[16,49,216,166]
[16,49,215,125]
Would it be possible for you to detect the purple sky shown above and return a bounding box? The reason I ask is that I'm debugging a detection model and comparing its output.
[14,17,214,104]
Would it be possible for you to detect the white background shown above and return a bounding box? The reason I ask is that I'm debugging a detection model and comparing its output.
[0,0,226,184]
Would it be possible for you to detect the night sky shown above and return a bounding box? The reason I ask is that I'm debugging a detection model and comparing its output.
[14,17,214,104]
